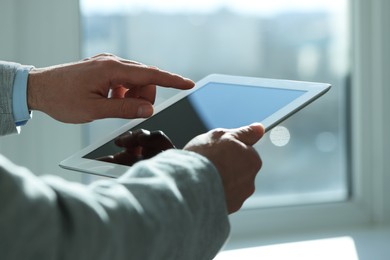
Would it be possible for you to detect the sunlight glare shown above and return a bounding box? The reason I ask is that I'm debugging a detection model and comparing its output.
[81,0,344,16]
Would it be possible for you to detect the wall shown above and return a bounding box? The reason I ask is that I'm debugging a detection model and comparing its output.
[0,0,84,181]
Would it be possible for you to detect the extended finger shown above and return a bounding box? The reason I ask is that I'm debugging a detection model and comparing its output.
[110,63,195,90]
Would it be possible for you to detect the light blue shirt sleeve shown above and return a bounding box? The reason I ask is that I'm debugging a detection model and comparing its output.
[12,65,34,126]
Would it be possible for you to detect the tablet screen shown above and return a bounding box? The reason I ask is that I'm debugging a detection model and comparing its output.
[84,82,306,162]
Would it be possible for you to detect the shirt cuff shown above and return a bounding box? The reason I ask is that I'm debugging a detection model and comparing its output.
[13,65,34,126]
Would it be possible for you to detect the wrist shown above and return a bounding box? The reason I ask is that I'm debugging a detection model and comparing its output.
[27,68,43,111]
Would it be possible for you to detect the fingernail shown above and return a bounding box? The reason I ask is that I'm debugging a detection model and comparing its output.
[250,122,265,135]
[137,104,153,117]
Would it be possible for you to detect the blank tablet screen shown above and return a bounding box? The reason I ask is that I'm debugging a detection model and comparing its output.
[84,82,306,160]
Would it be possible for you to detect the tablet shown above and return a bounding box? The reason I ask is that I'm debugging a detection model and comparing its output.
[60,74,330,177]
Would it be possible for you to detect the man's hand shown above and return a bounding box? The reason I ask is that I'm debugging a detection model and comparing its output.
[27,53,194,123]
[98,129,176,166]
[184,123,264,214]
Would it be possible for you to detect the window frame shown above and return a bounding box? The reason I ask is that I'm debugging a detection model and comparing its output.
[224,0,390,248]
[77,0,390,247]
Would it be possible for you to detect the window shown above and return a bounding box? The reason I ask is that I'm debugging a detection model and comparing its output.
[80,0,350,209]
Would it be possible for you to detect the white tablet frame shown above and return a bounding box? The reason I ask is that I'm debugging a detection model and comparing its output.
[60,74,330,177]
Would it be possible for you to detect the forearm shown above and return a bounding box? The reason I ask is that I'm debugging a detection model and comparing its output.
[0,150,229,260]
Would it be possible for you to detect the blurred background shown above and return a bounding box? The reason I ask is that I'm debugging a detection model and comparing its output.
[81,0,349,208]
[0,0,389,259]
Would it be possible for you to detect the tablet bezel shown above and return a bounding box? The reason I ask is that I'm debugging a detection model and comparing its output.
[59,74,331,177]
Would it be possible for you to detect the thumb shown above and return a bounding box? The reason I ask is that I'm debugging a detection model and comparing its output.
[95,98,154,119]
[230,123,265,146]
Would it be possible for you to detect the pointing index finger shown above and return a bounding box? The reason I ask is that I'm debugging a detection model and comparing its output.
[111,62,195,90]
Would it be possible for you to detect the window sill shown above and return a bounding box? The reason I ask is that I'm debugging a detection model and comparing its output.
[216,224,390,260]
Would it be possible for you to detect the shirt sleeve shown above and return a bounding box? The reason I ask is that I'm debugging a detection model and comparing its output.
[12,65,34,126]
[0,149,230,260]
[0,61,19,135]
[0,61,34,136]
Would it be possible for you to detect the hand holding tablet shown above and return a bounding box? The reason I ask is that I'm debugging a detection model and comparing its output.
[60,74,330,177]
[183,123,265,213]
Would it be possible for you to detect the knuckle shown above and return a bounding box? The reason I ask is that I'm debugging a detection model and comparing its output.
[93,55,119,67]
[134,129,150,136]
[148,65,160,71]
[153,130,164,135]
[210,128,227,139]
[247,149,262,173]
[103,56,120,66]
[234,201,244,212]
[100,52,115,57]
[247,184,256,197]
[93,52,116,58]
[151,130,166,139]
[253,155,262,172]
[85,53,113,61]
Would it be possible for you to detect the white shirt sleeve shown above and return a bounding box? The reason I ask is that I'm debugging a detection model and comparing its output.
[12,65,34,126]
